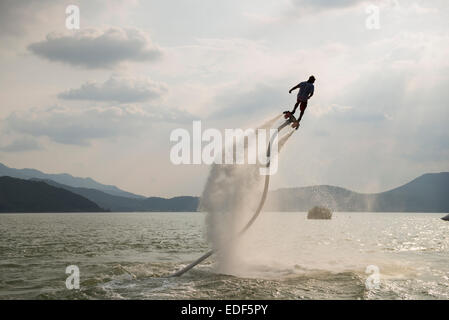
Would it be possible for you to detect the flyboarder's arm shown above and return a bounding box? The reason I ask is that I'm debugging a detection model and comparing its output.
[289,84,300,94]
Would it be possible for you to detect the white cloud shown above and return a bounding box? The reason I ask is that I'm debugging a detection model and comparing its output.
[28,28,162,69]
[0,137,41,152]
[291,0,363,10]
[58,76,168,103]
[1,0,449,196]
[4,105,195,146]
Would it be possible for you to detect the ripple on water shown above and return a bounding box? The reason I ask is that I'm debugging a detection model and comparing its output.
[0,212,448,299]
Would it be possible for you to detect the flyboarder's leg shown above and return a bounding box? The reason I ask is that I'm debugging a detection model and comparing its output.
[298,109,305,123]
[297,100,308,124]
[291,101,299,115]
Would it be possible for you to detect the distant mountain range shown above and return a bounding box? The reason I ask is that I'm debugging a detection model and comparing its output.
[0,162,144,199]
[0,162,448,213]
[30,178,199,212]
[0,176,105,213]
[265,172,449,212]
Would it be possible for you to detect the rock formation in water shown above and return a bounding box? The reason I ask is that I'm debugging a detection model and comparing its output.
[307,206,332,219]
[442,214,449,221]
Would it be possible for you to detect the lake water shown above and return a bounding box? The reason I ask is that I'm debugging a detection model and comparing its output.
[0,212,448,299]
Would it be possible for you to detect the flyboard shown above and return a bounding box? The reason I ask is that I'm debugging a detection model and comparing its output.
[169,112,299,277]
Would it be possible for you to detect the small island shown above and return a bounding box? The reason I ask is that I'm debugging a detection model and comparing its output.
[307,206,333,220]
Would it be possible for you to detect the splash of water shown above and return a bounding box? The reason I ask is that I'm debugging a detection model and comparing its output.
[198,117,295,274]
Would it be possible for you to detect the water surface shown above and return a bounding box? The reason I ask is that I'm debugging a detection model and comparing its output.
[0,212,447,299]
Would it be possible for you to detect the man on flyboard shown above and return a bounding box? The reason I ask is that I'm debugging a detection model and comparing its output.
[284,75,315,129]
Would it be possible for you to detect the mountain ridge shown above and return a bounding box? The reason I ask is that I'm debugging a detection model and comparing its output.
[265,172,449,212]
[27,171,449,212]
[29,178,199,212]
[1,162,448,212]
[0,162,144,199]
[0,176,106,213]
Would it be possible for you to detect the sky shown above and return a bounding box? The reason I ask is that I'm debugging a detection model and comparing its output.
[0,0,448,197]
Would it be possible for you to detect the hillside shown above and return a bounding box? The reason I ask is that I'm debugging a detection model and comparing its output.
[0,176,106,213]
[370,172,449,212]
[2,169,448,213]
[265,185,369,211]
[265,172,449,212]
[32,172,449,212]
[0,162,144,199]
[31,178,199,212]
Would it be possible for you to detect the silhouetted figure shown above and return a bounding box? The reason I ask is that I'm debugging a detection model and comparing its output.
[288,75,315,125]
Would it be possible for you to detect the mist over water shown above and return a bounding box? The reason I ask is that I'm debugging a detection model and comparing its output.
[200,163,261,273]
[198,115,296,274]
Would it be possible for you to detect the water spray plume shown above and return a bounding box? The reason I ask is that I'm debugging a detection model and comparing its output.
[170,113,298,277]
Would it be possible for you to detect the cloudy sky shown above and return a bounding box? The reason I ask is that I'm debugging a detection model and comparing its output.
[0,0,448,197]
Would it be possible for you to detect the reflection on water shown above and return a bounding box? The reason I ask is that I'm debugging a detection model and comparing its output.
[0,212,448,299]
